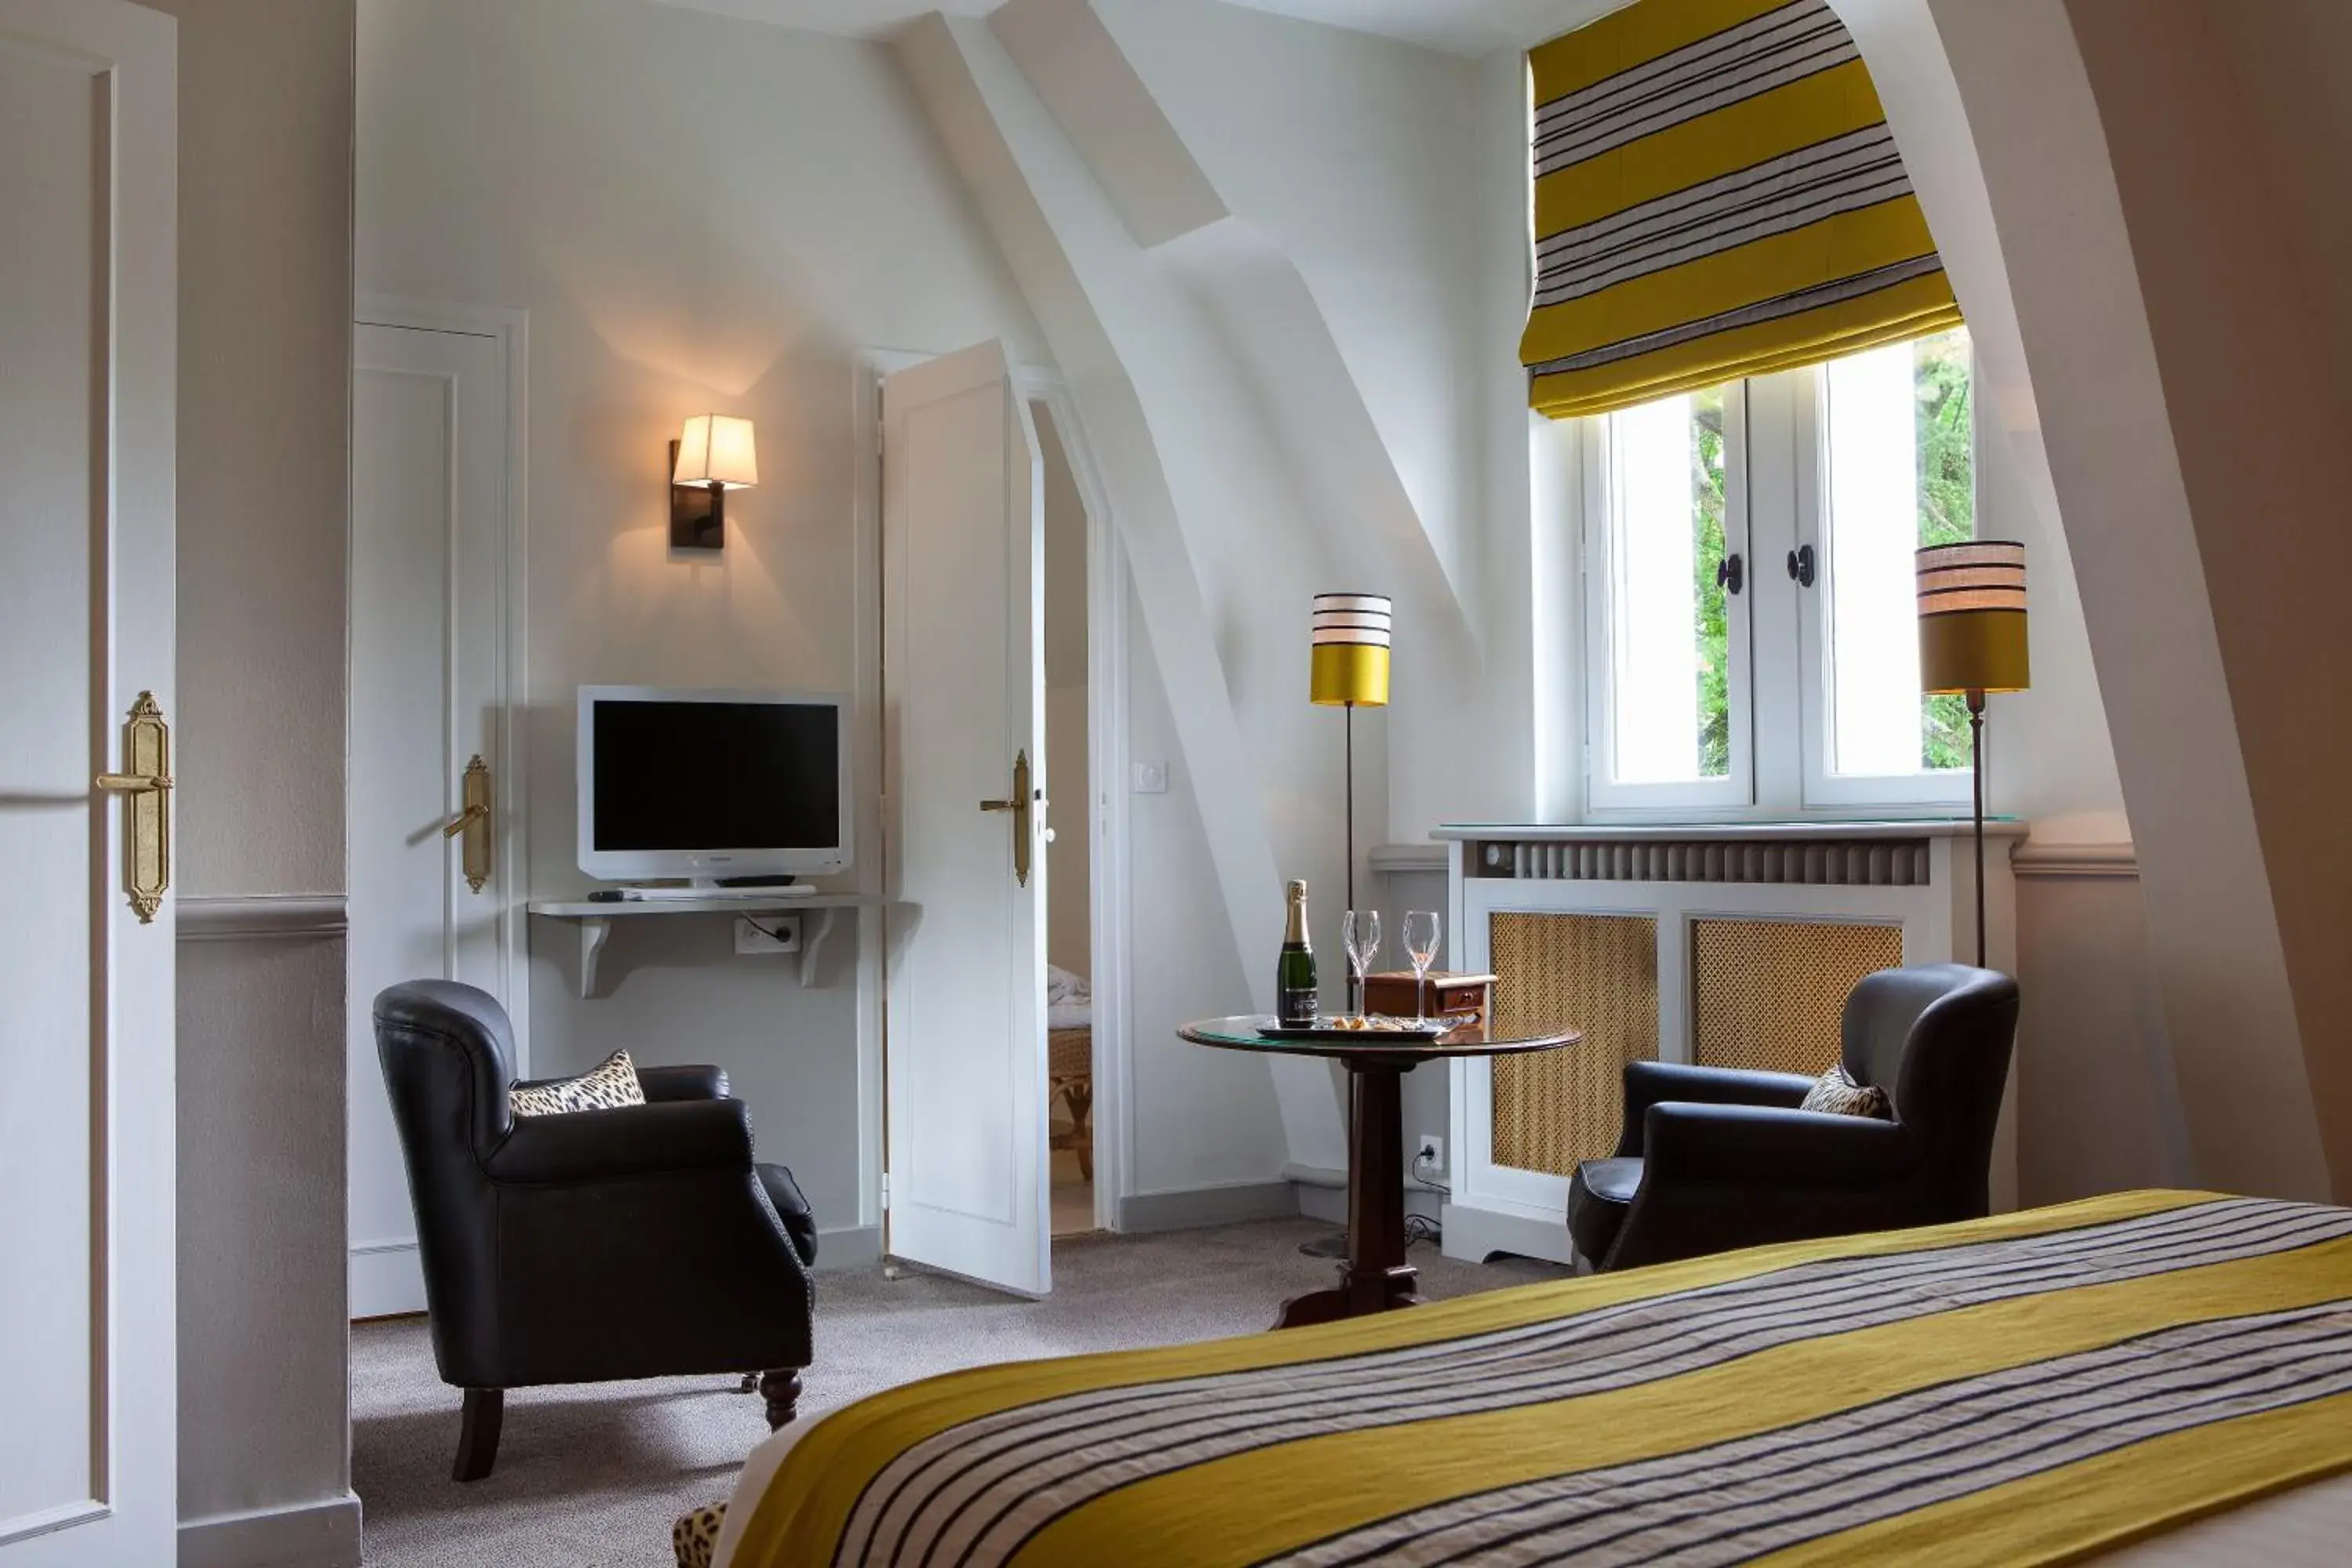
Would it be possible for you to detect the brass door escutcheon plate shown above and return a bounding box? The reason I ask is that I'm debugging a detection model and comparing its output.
[94,691,172,922]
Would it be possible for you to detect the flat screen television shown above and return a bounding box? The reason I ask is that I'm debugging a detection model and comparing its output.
[575,686,851,881]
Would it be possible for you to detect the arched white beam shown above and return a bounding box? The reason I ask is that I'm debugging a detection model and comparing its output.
[896,13,1351,1174]
[1835,0,2332,1200]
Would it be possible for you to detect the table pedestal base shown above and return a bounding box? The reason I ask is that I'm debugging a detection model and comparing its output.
[1275,1061,1419,1330]
[1276,1267,1423,1328]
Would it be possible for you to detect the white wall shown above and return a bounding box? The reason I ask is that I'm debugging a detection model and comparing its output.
[1083,0,1501,843]
[1121,576,1296,1200]
[157,0,361,1560]
[357,0,1046,1237]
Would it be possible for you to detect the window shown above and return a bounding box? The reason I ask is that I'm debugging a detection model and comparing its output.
[1587,385,1749,808]
[1584,328,1976,814]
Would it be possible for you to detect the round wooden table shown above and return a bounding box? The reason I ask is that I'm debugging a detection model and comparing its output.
[1179,1015,1581,1329]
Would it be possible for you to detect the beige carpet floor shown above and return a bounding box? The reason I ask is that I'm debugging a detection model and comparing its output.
[352,1216,1566,1566]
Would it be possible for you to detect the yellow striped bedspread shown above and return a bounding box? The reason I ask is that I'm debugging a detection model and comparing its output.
[720,1191,2352,1566]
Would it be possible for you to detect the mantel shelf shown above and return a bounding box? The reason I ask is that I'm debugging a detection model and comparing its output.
[528,895,883,996]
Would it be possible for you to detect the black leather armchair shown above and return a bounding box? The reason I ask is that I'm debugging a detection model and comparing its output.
[374,980,817,1480]
[1567,964,2018,1272]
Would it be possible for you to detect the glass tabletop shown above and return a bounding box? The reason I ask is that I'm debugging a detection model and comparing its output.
[1178,1014,1581,1063]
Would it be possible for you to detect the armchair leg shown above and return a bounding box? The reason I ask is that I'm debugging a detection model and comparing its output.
[453,1388,503,1483]
[759,1370,803,1431]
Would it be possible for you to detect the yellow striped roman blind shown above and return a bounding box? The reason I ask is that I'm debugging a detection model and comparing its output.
[1522,0,1961,420]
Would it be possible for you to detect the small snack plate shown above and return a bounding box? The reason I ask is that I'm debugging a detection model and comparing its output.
[1256,1014,1461,1043]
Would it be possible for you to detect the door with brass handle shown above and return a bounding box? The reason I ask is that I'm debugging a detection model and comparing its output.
[93,691,172,923]
[441,754,492,893]
[978,748,1039,887]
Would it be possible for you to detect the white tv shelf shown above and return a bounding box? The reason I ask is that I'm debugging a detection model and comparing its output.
[527,894,884,996]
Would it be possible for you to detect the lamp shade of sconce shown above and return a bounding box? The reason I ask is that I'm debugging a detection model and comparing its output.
[1916,539,2029,695]
[1309,592,1392,708]
[673,414,759,489]
[669,415,757,551]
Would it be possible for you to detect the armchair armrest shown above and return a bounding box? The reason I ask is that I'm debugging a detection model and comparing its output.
[1642,1102,1917,1187]
[636,1064,730,1102]
[486,1098,754,1185]
[1617,1061,1817,1155]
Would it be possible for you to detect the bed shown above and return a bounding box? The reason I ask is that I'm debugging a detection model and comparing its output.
[705,1190,2352,1566]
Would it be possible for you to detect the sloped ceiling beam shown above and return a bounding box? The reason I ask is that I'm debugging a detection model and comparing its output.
[1836,0,2331,1200]
[895,12,1351,1172]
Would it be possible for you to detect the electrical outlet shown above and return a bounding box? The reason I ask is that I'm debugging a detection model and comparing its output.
[733,914,800,955]
[1416,1134,1444,1175]
[1132,760,1169,794]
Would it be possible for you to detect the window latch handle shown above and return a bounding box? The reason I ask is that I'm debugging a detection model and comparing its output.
[1785,543,1817,587]
[1715,553,1744,596]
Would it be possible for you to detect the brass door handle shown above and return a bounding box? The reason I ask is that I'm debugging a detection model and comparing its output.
[96,692,172,923]
[448,755,492,893]
[980,750,1035,886]
[439,802,488,838]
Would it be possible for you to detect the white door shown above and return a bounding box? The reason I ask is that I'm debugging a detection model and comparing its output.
[347,321,517,1317]
[883,341,1052,1298]
[0,0,178,1560]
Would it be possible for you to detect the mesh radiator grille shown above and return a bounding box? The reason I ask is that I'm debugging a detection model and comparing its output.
[1489,912,1659,1176]
[1690,919,1904,1078]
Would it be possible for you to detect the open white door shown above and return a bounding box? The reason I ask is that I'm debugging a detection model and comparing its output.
[347,319,518,1318]
[883,341,1051,1298]
[0,0,179,1560]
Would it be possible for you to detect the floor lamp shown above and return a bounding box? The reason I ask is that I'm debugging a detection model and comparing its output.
[1303,594,1390,1262]
[1310,593,1392,977]
[1916,542,2030,967]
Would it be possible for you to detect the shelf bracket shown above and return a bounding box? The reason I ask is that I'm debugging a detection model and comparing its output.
[579,916,612,999]
[798,906,840,988]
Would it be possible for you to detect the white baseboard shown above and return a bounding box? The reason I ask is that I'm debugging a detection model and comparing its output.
[350,1239,426,1319]
[180,1492,361,1568]
[816,1224,882,1271]
[1118,1180,1298,1233]
[1439,1199,1573,1265]
[1295,1181,1346,1227]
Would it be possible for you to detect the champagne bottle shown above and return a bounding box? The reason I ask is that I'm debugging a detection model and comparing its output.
[1276,879,1319,1025]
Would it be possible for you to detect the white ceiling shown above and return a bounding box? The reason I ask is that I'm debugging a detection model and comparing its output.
[653,0,1626,56]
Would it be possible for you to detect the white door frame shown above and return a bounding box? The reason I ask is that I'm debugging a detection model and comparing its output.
[350,295,532,1069]
[853,348,1132,1240]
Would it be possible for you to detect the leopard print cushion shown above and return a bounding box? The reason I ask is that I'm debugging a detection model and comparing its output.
[1799,1062,1892,1120]
[509,1048,645,1117]
[673,1501,726,1568]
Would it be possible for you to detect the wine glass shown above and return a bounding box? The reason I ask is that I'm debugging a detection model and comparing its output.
[1403,910,1441,1022]
[1343,909,1381,1018]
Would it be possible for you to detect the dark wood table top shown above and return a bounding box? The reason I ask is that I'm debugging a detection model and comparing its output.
[1178,1015,1581,1067]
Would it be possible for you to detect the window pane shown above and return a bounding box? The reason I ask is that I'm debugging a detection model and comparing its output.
[1821,327,1973,776]
[1606,387,1729,782]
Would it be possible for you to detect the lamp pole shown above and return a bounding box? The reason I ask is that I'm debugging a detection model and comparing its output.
[1969,688,1987,967]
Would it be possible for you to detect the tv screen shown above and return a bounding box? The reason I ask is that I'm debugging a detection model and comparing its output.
[580,691,848,876]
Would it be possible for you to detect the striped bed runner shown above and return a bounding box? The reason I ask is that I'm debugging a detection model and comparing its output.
[727,1192,2352,1566]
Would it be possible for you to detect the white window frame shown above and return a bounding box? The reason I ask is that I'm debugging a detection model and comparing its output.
[1795,350,1977,810]
[1581,379,1755,813]
[1577,337,1981,819]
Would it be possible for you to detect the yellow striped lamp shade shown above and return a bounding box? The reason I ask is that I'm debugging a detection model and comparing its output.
[1311,593,1391,707]
[1917,541,2030,695]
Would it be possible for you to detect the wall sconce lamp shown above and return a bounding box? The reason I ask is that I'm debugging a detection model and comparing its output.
[670,414,758,550]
